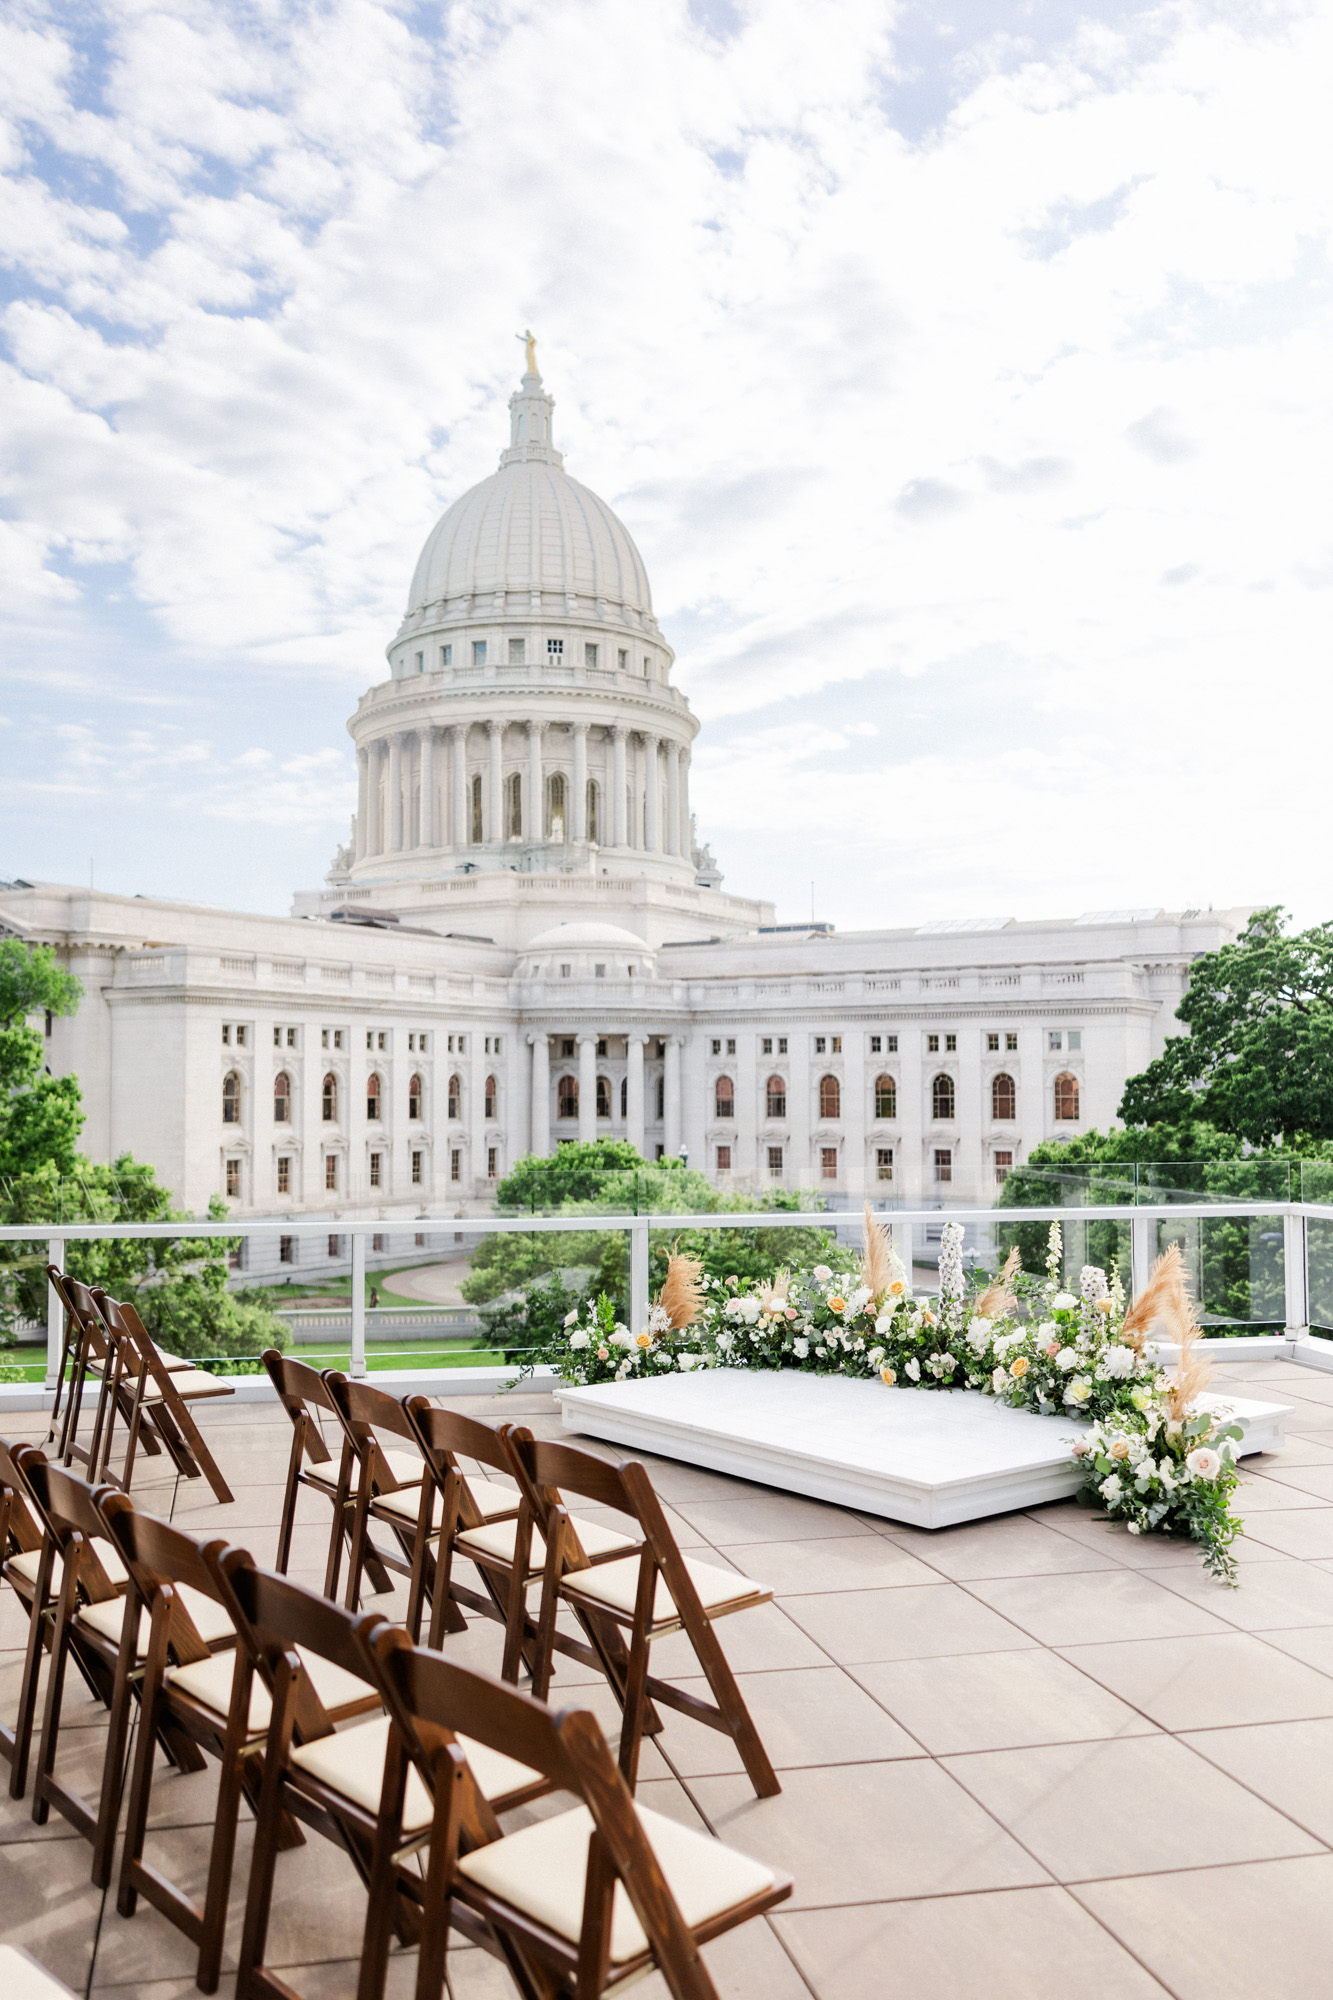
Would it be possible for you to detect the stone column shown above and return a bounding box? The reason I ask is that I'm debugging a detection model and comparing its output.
[626,1033,646,1155]
[666,742,681,856]
[664,1035,682,1157]
[643,733,660,852]
[450,725,467,847]
[529,1032,550,1156]
[527,720,545,841]
[418,727,435,848]
[612,727,628,848]
[572,723,588,843]
[388,734,404,852]
[355,747,369,860]
[681,749,692,862]
[577,1034,597,1145]
[367,741,384,856]
[488,721,504,844]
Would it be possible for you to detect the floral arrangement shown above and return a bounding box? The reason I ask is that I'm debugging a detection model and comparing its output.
[539,1248,713,1386]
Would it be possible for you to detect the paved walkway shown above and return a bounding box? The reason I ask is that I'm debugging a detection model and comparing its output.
[6,1358,1333,1997]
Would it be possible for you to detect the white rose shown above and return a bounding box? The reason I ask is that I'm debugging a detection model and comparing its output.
[1130,1386,1154,1411]
[615,1361,631,1379]
[1064,1377,1092,1405]
[905,1358,921,1382]
[1037,1321,1059,1341]
[1099,1474,1123,1501]
[724,1298,745,1319]
[1052,1293,1078,1311]
[1056,1348,1079,1371]
[792,1337,809,1359]
[1097,1345,1134,1379]
[610,1330,635,1350]
[812,1265,833,1282]
[874,1310,896,1334]
[677,1353,701,1372]
[563,1309,579,1327]
[867,1346,885,1367]
[1186,1447,1222,1480]
[991,1367,1008,1393]
[568,1330,590,1350]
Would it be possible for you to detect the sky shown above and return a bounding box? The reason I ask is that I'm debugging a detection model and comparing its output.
[1,0,1330,934]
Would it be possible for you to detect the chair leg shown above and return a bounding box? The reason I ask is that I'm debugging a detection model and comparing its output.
[616,1628,652,1791]
[10,1574,53,1799]
[91,1609,142,1888]
[236,1665,298,2000]
[30,1562,80,1826]
[196,1734,250,1993]
[344,1463,373,1613]
[685,1612,780,1800]
[162,1401,235,1505]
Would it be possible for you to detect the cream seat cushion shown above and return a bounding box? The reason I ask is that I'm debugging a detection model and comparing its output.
[374,1472,520,1530]
[12,1540,129,1594]
[561,1555,768,1630]
[141,1370,234,1402]
[289,1713,541,1827]
[457,1801,777,1963]
[76,1581,235,1653]
[166,1647,374,1734]
[378,1449,425,1488]
[455,1515,635,1577]
[0,1941,80,1998]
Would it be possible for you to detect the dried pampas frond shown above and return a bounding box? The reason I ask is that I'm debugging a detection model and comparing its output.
[1164,1289,1213,1421]
[861,1201,895,1301]
[1120,1244,1187,1356]
[756,1269,790,1315]
[657,1244,705,1330]
[976,1246,1022,1319]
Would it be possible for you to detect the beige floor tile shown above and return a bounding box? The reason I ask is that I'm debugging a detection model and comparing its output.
[1234,1477,1326,1514]
[687,1759,1050,1904]
[1180,1717,1333,1842]
[673,1489,881,1546]
[968,1568,1234,1646]
[1074,1853,1333,1999]
[720,1532,939,1595]
[943,1734,1320,1880]
[1258,1621,1333,1676]
[774,1886,1169,1999]
[0,1832,105,1990]
[777,1581,1040,1664]
[632,1914,811,2000]
[895,1514,1127,1580]
[649,1601,830,1676]
[1256,1461,1333,1499]
[1250,1436,1333,1468]
[650,1664,924,1775]
[852,1647,1158,1754]
[1058,1630,1333,1729]
[1241,1509,1333,1558]
[1152,1555,1333,1630]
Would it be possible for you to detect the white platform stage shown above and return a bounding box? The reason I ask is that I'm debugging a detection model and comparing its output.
[555,1370,1291,1529]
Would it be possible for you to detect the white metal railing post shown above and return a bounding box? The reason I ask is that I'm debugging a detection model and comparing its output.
[630,1217,650,1337]
[350,1230,367,1379]
[1284,1209,1308,1338]
[1131,1213,1155,1297]
[45,1236,65,1392]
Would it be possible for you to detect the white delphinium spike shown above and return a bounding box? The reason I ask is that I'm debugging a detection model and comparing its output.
[1045,1220,1063,1290]
[938,1220,965,1323]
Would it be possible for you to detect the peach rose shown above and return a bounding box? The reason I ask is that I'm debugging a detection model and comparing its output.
[1010,1356,1030,1378]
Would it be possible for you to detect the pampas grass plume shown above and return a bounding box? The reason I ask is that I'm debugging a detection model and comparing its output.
[861,1202,894,1301]
[658,1244,705,1330]
[976,1247,1021,1319]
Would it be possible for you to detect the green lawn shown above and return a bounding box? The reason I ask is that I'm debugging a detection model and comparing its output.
[1,1336,529,1384]
[258,1267,464,1313]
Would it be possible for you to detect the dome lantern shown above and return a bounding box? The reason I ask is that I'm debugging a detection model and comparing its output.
[501,331,563,470]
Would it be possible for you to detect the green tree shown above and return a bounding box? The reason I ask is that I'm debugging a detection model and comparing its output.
[0,941,85,1177]
[1119,907,1333,1147]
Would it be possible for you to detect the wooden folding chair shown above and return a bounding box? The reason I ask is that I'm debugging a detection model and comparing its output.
[101,1504,379,1992]
[402,1398,635,1676]
[262,1349,382,1598]
[506,1431,780,1799]
[45,1272,162,1485]
[323,1377,434,1616]
[0,1439,90,1795]
[92,1290,236,1503]
[365,1622,791,2000]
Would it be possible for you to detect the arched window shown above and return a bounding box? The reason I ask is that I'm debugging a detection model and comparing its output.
[273,1071,291,1123]
[470,772,483,844]
[506,770,522,838]
[991,1072,1016,1120]
[547,772,566,840]
[655,1075,664,1120]
[322,1072,337,1122]
[619,1075,627,1117]
[409,1073,423,1120]
[596,1075,612,1119]
[586,779,599,844]
[715,1075,735,1119]
[366,1072,382,1120]
[558,1074,578,1120]
[447,1073,461,1120]
[818,1074,841,1119]
[932,1073,955,1121]
[484,1074,497,1119]
[1054,1071,1080,1121]
[766,1075,786,1120]
[874,1074,896,1120]
[222,1071,240,1124]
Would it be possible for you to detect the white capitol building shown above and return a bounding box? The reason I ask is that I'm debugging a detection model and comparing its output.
[2,352,1248,1226]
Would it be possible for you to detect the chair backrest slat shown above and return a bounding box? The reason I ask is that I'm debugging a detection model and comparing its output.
[326,1376,418,1456]
[404,1398,518,1480]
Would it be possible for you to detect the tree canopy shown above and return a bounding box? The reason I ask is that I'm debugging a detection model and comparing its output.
[1118,907,1333,1148]
[0,942,85,1178]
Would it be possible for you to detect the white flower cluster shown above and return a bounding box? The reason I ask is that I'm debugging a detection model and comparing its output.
[938,1221,965,1307]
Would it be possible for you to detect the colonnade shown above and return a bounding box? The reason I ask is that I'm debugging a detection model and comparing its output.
[524,1031,683,1157]
[354,722,692,861]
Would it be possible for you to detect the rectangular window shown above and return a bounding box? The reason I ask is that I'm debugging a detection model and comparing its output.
[273,1025,282,1047]
[711,1039,721,1055]
[441,644,452,666]
[585,643,598,667]
[279,1234,295,1264]
[225,1159,241,1198]
[831,1035,842,1054]
[286,1026,296,1048]
[995,1150,1013,1185]
[1068,1030,1082,1052]
[927,1034,939,1053]
[716,1144,731,1171]
[814,1036,826,1054]
[369,1151,382,1188]
[876,1147,894,1183]
[325,1155,338,1191]
[411,1149,423,1185]
[987,1033,1000,1052]
[472,640,487,666]
[594,963,606,979]
[457,1034,466,1054]
[870,1035,881,1054]
[328,1233,341,1258]
[276,1156,290,1194]
[509,637,525,664]
[643,655,651,676]
[934,1148,953,1183]
[44,1009,52,1038]
[561,1038,575,1057]
[487,1146,497,1178]
[227,1244,243,1271]
[945,1033,957,1052]
[886,1034,898,1052]
[547,638,563,658]
[1006,1032,1018,1051]
[1049,1031,1063,1051]
[373,1233,386,1253]
[415,651,424,671]
[491,1035,498,1053]
[820,1147,838,1180]
[450,1148,462,1182]
[222,1024,232,1046]
[778,1037,788,1054]
[618,648,628,669]
[767,1145,784,1178]
[560,962,571,978]
[236,1025,247,1046]
[762,1037,773,1054]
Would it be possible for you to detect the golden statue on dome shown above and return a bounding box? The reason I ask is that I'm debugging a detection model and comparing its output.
[517,328,537,374]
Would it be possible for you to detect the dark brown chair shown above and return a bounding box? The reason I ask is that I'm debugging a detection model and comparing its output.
[506,1431,780,1798]
[364,1621,791,2000]
[93,1290,235,1503]
[396,1400,528,1646]
[262,1349,389,1598]
[45,1272,163,1485]
[322,1376,431,1615]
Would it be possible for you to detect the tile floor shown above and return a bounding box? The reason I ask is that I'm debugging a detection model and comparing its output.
[6,1359,1333,1998]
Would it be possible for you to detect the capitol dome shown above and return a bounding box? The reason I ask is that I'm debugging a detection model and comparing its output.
[526,921,649,950]
[404,348,655,630]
